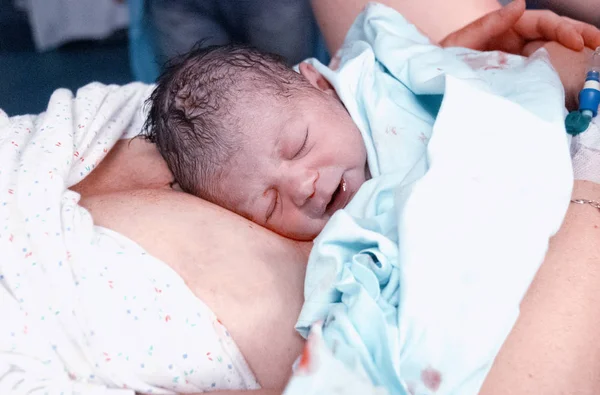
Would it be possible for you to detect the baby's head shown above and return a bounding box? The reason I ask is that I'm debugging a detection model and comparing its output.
[144,44,369,240]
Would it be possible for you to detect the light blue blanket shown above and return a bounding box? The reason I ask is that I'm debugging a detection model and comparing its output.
[285,3,572,395]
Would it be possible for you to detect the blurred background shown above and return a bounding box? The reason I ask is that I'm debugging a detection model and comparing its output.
[0,0,598,116]
[1,0,132,115]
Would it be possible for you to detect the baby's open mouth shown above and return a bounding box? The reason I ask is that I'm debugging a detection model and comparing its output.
[325,178,348,215]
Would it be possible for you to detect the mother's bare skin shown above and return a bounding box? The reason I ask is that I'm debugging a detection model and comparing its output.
[81,189,309,390]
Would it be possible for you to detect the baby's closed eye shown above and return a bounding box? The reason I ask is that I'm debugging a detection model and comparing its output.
[293,130,310,159]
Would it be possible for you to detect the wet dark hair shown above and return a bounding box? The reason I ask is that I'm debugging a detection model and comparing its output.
[142,43,311,201]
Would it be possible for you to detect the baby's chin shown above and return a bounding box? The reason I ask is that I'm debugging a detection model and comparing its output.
[275,220,328,241]
[278,227,322,242]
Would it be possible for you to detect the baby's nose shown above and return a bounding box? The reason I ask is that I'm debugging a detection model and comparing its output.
[288,168,318,207]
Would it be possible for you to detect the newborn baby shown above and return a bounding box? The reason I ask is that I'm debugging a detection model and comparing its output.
[144,44,368,240]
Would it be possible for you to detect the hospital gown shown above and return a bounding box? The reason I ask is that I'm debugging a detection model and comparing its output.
[0,83,259,394]
[285,4,573,395]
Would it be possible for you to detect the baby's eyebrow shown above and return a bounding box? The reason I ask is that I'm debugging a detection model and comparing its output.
[271,113,297,159]
[272,128,285,158]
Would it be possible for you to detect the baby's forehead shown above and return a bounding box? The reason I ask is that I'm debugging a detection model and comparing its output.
[236,97,296,138]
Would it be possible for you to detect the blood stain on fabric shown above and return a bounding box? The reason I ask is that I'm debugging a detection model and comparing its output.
[421,367,442,391]
[298,344,311,372]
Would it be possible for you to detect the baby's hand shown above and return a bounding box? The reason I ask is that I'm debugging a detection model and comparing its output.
[441,0,600,55]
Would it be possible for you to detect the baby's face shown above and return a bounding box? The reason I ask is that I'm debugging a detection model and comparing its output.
[217,85,368,240]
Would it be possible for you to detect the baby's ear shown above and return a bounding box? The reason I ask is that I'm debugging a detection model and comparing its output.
[299,62,335,95]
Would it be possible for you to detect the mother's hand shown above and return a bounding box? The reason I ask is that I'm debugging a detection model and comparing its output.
[441,0,600,55]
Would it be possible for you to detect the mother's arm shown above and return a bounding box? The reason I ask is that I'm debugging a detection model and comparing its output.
[311,0,502,53]
[480,181,600,394]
